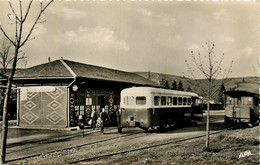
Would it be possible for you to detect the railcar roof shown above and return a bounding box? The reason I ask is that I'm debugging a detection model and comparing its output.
[225,90,259,97]
[121,87,198,97]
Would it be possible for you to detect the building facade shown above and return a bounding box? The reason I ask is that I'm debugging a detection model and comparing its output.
[13,59,155,128]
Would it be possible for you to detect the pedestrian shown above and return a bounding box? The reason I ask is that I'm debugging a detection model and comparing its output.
[100,108,106,134]
[116,108,122,134]
[91,109,97,130]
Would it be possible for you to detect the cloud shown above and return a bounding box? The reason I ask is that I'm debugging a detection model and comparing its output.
[176,34,183,41]
[158,13,176,27]
[213,9,233,22]
[242,47,253,56]
[24,23,47,36]
[218,35,235,43]
[213,9,227,20]
[136,8,152,16]
[186,43,200,51]
[49,6,87,20]
[59,26,130,51]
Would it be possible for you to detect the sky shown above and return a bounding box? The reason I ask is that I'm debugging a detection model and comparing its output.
[0,0,258,79]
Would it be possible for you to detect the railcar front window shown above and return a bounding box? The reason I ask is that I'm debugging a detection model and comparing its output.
[136,96,146,105]
[154,96,160,106]
[187,98,191,105]
[124,96,135,105]
[242,97,253,105]
[173,97,177,105]
[124,96,128,105]
[178,97,182,105]
[226,97,233,105]
[161,96,166,106]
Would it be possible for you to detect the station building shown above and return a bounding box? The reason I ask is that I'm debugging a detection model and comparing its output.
[13,59,155,128]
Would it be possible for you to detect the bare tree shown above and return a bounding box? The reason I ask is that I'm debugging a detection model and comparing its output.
[0,40,12,77]
[0,39,26,78]
[184,41,233,150]
[0,0,54,163]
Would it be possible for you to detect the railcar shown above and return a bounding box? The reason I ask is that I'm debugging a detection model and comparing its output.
[224,90,259,126]
[120,87,203,131]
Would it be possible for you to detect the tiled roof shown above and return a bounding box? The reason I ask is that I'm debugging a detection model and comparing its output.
[14,59,155,86]
[233,83,260,95]
[14,60,73,78]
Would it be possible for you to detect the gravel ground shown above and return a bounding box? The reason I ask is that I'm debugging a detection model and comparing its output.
[5,111,258,165]
[9,126,259,165]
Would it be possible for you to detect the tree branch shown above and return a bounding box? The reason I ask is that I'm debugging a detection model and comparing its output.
[20,0,54,48]
[8,1,21,23]
[22,0,33,23]
[0,26,16,46]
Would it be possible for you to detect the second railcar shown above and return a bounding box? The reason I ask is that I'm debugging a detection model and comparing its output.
[224,90,259,126]
[120,87,203,131]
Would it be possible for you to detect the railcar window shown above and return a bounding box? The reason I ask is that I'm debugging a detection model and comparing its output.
[183,98,187,105]
[167,97,172,105]
[124,96,135,105]
[136,96,146,105]
[124,96,128,105]
[178,97,182,105]
[235,98,241,105]
[161,96,166,106]
[242,97,253,105]
[173,97,177,105]
[154,96,160,106]
[226,96,233,105]
[187,98,191,105]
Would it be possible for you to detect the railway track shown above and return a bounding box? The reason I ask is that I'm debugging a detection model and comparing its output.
[7,128,144,163]
[67,128,232,164]
[8,125,232,164]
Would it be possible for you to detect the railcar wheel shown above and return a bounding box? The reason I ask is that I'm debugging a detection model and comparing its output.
[224,116,230,125]
[142,128,149,132]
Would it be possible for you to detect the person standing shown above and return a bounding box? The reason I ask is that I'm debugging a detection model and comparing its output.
[100,108,106,134]
[91,109,97,130]
[116,108,122,134]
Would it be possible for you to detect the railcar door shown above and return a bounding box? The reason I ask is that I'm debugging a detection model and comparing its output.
[192,97,203,121]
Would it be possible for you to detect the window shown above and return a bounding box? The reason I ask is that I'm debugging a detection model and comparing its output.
[173,97,177,105]
[136,96,146,105]
[161,96,166,106]
[124,96,135,105]
[235,98,241,105]
[242,97,253,105]
[183,98,187,105]
[178,97,182,105]
[226,96,233,105]
[167,97,172,105]
[187,98,191,105]
[124,96,128,105]
[154,96,160,106]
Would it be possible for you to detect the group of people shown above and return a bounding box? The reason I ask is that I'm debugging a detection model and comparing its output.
[90,107,122,134]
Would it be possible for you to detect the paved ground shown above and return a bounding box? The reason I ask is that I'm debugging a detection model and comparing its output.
[1,110,225,163]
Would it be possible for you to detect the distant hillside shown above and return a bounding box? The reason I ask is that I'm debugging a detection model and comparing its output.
[134,71,259,102]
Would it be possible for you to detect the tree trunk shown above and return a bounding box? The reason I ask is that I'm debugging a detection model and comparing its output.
[0,47,18,163]
[0,78,12,163]
[205,79,212,150]
[205,101,210,150]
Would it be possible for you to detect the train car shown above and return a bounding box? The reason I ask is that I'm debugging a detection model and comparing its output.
[224,90,259,126]
[120,87,203,131]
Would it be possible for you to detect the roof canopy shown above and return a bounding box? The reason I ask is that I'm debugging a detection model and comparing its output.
[225,83,260,97]
[13,59,155,86]
[225,90,259,98]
